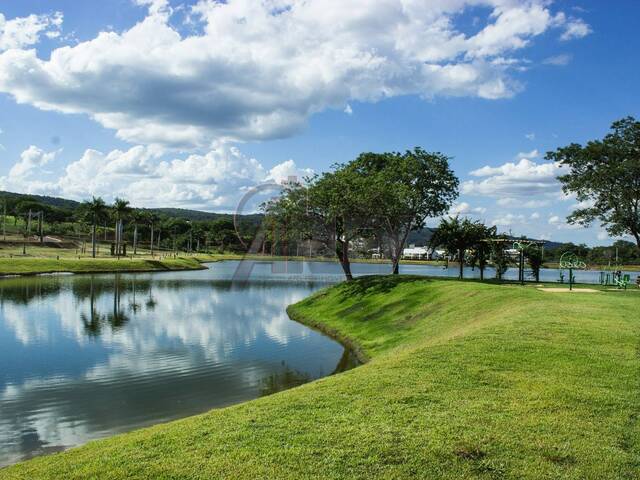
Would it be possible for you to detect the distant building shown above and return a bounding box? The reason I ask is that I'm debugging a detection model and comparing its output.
[504,248,520,259]
[430,249,447,260]
[402,246,429,260]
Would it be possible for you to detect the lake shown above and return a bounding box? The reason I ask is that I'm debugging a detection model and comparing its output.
[0,261,357,466]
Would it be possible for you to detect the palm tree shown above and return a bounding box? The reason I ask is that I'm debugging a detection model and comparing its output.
[144,211,160,256]
[111,198,131,257]
[81,197,108,258]
[129,209,144,255]
[430,216,490,280]
[469,224,497,281]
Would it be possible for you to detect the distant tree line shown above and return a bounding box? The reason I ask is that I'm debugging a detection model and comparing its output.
[1,193,255,256]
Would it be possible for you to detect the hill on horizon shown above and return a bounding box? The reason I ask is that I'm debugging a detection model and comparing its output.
[0,190,261,223]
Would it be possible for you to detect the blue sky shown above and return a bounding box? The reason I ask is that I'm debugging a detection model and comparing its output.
[0,0,638,245]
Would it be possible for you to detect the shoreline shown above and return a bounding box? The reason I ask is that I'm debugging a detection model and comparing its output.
[0,257,211,277]
[287,302,370,365]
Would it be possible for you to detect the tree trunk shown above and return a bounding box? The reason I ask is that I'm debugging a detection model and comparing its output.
[92,223,97,258]
[133,224,138,255]
[335,239,353,281]
[115,220,119,257]
[150,224,154,256]
[390,229,410,275]
[458,248,464,279]
[479,247,485,281]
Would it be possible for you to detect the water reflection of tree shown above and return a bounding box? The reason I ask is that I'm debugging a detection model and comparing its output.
[0,277,62,305]
[107,274,129,330]
[145,281,157,310]
[80,277,106,338]
[128,275,141,314]
[79,275,130,337]
[260,364,311,397]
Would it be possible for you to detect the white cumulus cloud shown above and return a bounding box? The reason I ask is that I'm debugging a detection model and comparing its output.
[0,0,589,149]
[7,145,58,178]
[491,213,526,226]
[0,144,310,211]
[449,202,487,216]
[560,18,592,41]
[0,12,63,51]
[463,158,566,198]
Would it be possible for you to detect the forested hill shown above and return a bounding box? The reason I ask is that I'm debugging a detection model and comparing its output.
[152,208,262,224]
[0,190,80,210]
[0,191,261,224]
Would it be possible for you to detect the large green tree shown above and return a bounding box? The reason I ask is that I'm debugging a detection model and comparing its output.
[546,116,640,249]
[348,148,459,274]
[263,169,373,281]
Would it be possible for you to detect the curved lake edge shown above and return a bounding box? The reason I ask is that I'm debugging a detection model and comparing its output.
[287,302,370,365]
[0,262,360,467]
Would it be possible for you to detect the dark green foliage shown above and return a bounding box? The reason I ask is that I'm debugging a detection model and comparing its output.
[430,216,495,279]
[546,116,640,249]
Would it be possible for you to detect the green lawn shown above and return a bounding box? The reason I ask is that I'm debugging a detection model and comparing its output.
[0,256,208,275]
[1,276,639,479]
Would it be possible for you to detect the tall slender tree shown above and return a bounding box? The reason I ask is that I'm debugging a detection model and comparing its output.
[111,198,131,257]
[129,209,144,255]
[80,197,108,258]
[145,211,160,256]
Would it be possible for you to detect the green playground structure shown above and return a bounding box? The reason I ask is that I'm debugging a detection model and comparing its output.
[600,271,632,289]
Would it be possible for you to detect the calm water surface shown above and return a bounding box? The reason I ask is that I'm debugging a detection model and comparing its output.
[0,261,357,466]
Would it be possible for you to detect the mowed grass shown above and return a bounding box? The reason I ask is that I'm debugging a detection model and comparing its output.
[0,256,208,275]
[2,276,640,479]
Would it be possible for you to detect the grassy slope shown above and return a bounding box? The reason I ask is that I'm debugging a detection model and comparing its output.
[0,257,208,275]
[2,276,639,479]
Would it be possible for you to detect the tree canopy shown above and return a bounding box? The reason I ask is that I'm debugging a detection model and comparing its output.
[347,148,459,274]
[430,216,493,279]
[546,116,640,249]
[263,148,459,280]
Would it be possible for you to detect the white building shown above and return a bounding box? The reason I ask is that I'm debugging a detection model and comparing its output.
[402,246,429,260]
[430,249,447,260]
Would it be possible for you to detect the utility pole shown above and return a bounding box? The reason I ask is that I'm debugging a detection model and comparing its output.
[23,210,32,255]
[173,228,176,255]
[2,200,5,241]
[38,211,44,244]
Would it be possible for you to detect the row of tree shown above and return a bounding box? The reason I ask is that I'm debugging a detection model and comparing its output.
[264,116,640,281]
[76,197,246,258]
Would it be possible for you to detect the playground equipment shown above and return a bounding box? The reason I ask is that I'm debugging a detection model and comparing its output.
[600,271,632,289]
[512,240,546,284]
[559,252,586,291]
[613,273,631,290]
